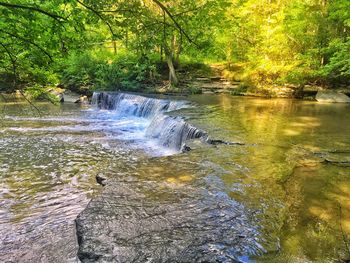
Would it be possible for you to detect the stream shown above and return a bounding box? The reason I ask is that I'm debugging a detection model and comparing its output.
[0,93,350,262]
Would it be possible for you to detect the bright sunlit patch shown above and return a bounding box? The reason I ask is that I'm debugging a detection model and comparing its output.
[283,128,301,136]
[179,175,193,182]
[165,174,193,185]
[308,205,333,221]
[289,121,321,128]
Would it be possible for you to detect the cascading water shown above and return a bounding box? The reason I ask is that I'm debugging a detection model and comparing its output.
[92,92,207,153]
[91,92,188,118]
[146,115,207,150]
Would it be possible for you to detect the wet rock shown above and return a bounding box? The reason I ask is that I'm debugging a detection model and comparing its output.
[63,90,81,103]
[182,139,208,152]
[76,178,264,262]
[316,90,350,103]
[58,93,64,103]
[182,145,191,153]
[95,174,107,186]
[0,222,80,263]
[287,145,350,168]
[75,96,89,104]
[48,88,65,103]
[322,158,350,166]
[207,139,245,146]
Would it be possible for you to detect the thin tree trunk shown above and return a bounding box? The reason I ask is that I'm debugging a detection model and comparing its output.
[161,11,165,62]
[113,40,117,54]
[166,53,178,86]
[164,44,178,86]
[162,11,178,86]
[175,33,182,67]
[125,30,128,48]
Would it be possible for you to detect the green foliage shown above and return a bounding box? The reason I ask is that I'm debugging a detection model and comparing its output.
[231,83,249,96]
[321,38,350,84]
[186,85,203,95]
[0,0,91,92]
[23,85,61,104]
[59,51,160,93]
[218,0,350,88]
[59,52,104,93]
[1,0,350,96]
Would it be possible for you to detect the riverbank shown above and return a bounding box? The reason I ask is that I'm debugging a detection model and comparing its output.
[97,62,350,101]
[2,61,350,103]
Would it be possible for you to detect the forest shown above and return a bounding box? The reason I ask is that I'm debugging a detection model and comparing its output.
[1,1,350,263]
[1,0,350,98]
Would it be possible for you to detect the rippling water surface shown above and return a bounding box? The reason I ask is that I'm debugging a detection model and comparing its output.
[0,94,350,262]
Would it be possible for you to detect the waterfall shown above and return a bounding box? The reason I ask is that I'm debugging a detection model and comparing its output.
[92,92,207,152]
[92,92,187,118]
[146,115,207,150]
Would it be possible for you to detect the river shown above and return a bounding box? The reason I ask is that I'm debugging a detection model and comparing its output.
[0,93,349,262]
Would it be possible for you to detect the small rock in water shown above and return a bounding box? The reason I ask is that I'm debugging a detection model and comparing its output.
[316,90,350,103]
[95,174,107,186]
[182,145,191,153]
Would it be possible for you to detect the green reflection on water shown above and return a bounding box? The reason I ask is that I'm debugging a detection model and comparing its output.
[1,96,350,262]
[187,95,350,262]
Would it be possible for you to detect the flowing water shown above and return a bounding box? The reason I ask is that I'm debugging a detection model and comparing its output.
[0,93,349,262]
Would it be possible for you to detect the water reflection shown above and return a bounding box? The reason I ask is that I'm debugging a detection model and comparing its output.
[1,95,350,262]
[188,94,350,262]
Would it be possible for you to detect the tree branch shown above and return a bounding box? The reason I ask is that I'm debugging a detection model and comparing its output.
[0,2,65,21]
[0,41,17,89]
[0,41,42,115]
[18,89,42,116]
[0,29,53,61]
[172,4,206,17]
[75,0,115,38]
[151,0,199,47]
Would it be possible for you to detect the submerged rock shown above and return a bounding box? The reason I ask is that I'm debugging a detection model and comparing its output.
[75,177,264,262]
[316,90,350,103]
[207,139,245,146]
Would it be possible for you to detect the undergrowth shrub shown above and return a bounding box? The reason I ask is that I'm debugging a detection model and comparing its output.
[59,51,160,93]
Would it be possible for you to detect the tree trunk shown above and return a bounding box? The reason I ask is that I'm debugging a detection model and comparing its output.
[166,52,178,86]
[125,30,128,48]
[161,10,178,86]
[164,42,178,86]
[174,33,182,67]
[113,40,117,54]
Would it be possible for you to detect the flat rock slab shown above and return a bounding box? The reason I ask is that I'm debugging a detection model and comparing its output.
[316,90,350,103]
[76,176,264,262]
[0,222,80,263]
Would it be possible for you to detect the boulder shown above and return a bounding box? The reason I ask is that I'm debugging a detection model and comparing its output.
[48,88,65,103]
[316,90,350,103]
[63,90,81,103]
[57,93,64,103]
[74,96,89,104]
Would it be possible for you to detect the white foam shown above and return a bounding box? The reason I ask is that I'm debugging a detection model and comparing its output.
[3,93,205,156]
